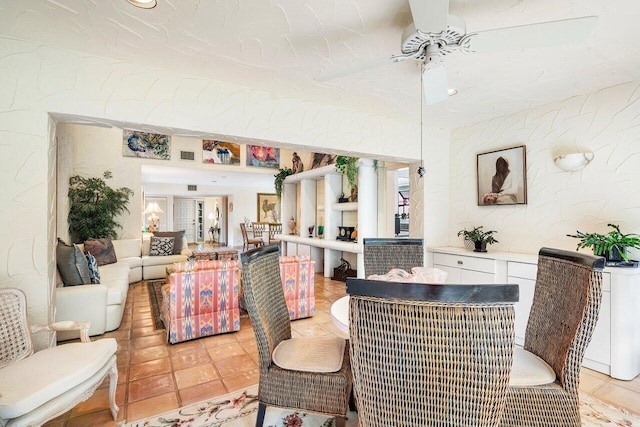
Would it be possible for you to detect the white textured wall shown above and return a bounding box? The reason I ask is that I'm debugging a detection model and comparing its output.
[0,37,418,348]
[449,82,640,259]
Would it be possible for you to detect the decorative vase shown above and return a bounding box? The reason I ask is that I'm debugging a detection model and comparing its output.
[317,225,324,238]
[289,218,296,235]
[308,225,315,238]
[473,240,487,253]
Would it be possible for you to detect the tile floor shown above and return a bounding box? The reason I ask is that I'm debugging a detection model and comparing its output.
[44,275,640,426]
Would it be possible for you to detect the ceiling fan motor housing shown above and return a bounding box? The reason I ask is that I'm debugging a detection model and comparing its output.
[400,14,466,60]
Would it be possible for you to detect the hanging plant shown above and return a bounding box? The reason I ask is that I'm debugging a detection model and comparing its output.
[335,156,358,189]
[274,167,293,200]
[68,171,134,243]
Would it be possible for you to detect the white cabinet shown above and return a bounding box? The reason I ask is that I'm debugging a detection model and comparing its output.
[507,261,537,346]
[433,252,496,284]
[583,273,611,373]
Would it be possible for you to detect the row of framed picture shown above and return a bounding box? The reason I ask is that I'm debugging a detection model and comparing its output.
[123,130,281,169]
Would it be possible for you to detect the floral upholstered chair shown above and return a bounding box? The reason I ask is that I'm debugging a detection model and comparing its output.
[278,255,315,320]
[162,259,240,344]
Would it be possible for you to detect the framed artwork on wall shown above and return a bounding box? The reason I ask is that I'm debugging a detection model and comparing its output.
[202,140,241,165]
[477,145,527,206]
[122,130,171,160]
[246,145,280,169]
[257,193,279,223]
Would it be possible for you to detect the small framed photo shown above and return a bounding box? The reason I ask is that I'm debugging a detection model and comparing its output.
[477,145,527,206]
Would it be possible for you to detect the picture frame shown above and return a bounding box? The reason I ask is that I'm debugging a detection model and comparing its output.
[202,140,240,165]
[123,130,171,160]
[257,193,279,223]
[477,145,527,206]
[246,145,280,169]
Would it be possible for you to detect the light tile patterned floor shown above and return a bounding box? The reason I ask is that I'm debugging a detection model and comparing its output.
[44,275,640,426]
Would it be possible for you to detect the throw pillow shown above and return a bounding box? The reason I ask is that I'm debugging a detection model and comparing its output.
[56,238,91,286]
[86,253,101,284]
[149,236,175,256]
[153,230,186,254]
[84,238,118,266]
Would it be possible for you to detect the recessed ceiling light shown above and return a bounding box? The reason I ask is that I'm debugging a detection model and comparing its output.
[126,0,157,9]
[448,88,458,96]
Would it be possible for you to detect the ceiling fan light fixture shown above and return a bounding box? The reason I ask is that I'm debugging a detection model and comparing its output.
[126,0,157,9]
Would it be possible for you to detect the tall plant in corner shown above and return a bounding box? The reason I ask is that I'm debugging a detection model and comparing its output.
[68,171,134,243]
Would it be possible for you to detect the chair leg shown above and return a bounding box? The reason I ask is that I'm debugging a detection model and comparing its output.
[255,402,267,427]
[108,363,119,420]
[335,416,346,427]
[349,386,357,412]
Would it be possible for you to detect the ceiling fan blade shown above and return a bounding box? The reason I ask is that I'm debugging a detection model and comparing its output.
[408,0,449,33]
[422,62,449,105]
[465,16,598,54]
[314,57,394,82]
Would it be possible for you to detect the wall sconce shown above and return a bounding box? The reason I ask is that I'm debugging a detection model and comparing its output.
[144,202,163,233]
[554,152,594,172]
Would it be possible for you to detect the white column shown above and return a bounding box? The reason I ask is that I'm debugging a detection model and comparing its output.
[357,158,377,277]
[300,179,317,238]
[281,182,297,235]
[324,172,342,277]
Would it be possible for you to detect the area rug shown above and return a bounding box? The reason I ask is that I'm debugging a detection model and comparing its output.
[147,279,166,331]
[123,385,640,427]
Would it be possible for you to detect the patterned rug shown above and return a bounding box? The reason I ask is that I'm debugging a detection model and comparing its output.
[123,385,640,427]
[147,279,166,331]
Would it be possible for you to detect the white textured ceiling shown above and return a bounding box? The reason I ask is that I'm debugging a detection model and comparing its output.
[2,0,640,130]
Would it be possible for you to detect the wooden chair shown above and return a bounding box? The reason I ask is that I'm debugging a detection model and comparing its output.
[268,223,282,245]
[362,238,424,277]
[241,245,352,426]
[499,247,605,426]
[251,221,268,240]
[347,277,519,426]
[240,223,263,251]
[0,288,118,426]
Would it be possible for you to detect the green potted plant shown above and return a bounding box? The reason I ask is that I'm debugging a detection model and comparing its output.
[567,223,640,263]
[274,167,293,200]
[68,171,134,243]
[457,226,499,253]
[335,155,358,191]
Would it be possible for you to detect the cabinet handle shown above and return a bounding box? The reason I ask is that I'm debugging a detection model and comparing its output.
[457,260,463,265]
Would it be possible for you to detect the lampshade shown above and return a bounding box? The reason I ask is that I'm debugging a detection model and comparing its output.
[554,152,594,172]
[144,202,163,214]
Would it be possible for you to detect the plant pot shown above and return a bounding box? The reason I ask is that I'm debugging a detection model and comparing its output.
[473,240,487,253]
[605,247,626,263]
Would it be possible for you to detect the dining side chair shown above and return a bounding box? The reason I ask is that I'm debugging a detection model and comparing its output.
[251,221,268,240]
[499,247,605,426]
[362,238,424,277]
[240,222,263,251]
[268,223,282,245]
[0,288,118,426]
[346,277,519,426]
[240,245,352,427]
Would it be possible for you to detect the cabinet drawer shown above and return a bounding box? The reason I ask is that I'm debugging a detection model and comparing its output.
[508,261,537,280]
[433,253,496,274]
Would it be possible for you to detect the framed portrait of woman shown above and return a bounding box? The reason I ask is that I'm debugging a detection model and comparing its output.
[477,145,527,206]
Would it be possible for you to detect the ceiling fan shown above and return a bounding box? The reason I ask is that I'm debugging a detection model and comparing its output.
[317,0,597,105]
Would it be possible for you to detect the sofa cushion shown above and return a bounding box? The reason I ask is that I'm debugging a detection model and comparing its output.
[84,238,118,266]
[111,238,142,259]
[0,338,116,419]
[86,253,101,284]
[99,263,130,305]
[143,254,190,267]
[149,236,174,256]
[56,238,91,286]
[153,231,186,255]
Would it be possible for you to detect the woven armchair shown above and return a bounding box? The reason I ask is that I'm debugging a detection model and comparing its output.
[0,288,118,426]
[499,247,605,426]
[362,238,423,277]
[240,245,352,427]
[347,278,519,426]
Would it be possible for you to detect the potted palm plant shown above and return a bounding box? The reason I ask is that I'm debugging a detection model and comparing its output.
[457,226,499,253]
[567,223,640,264]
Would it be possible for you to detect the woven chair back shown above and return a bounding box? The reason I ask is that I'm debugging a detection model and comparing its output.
[523,247,604,390]
[0,288,34,368]
[363,238,423,277]
[240,245,291,372]
[347,278,518,427]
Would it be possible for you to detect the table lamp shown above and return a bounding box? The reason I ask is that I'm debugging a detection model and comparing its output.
[144,202,163,233]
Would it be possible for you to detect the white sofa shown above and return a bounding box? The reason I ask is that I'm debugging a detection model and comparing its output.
[55,238,189,341]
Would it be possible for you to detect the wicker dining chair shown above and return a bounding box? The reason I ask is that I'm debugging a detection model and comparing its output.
[240,245,352,427]
[240,223,263,251]
[347,277,519,426]
[0,288,118,426]
[499,247,605,427]
[362,238,424,276]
